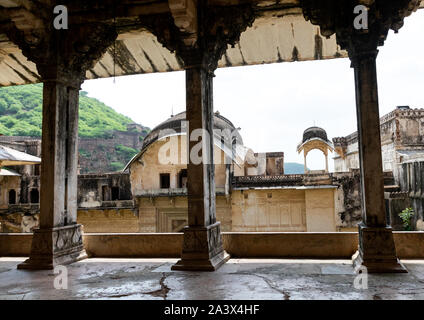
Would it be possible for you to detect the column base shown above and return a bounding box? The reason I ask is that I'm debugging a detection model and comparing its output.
[18,224,87,270]
[352,223,407,273]
[172,222,230,271]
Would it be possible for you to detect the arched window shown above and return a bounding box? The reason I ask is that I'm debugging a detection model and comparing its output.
[8,189,16,205]
[30,188,39,203]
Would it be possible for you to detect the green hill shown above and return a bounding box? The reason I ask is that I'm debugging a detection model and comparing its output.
[284,162,306,174]
[0,83,150,173]
[0,83,136,138]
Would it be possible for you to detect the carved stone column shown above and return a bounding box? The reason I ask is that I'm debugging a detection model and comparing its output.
[19,73,85,270]
[172,65,226,271]
[301,0,420,272]
[324,152,328,173]
[142,1,255,270]
[350,50,407,273]
[6,21,117,269]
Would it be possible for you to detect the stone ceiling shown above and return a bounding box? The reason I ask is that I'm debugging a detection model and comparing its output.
[0,0,423,86]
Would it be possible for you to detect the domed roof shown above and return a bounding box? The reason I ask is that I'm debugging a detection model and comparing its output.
[297,126,334,154]
[141,111,243,151]
[302,126,330,144]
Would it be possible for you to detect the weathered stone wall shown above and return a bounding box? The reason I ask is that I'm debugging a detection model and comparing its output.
[265,152,284,175]
[333,171,362,231]
[77,208,139,233]
[305,188,336,232]
[0,208,39,233]
[0,176,21,209]
[232,172,361,231]
[0,172,135,233]
[3,232,424,259]
[129,135,228,196]
[78,173,132,205]
[0,124,148,175]
[136,195,232,233]
[231,189,307,232]
[333,107,424,177]
[78,128,146,173]
[0,207,138,233]
[386,192,411,231]
[231,187,338,232]
[1,170,364,233]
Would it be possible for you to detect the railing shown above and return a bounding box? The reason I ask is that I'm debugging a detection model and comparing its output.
[231,174,330,188]
[135,187,227,197]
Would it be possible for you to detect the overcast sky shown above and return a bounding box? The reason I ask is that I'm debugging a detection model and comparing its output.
[81,10,424,172]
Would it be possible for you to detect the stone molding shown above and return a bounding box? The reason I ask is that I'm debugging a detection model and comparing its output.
[172,221,230,271]
[140,2,256,71]
[353,223,407,273]
[17,224,87,270]
[5,21,117,84]
[301,0,421,61]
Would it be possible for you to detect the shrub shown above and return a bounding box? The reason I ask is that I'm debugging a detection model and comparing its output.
[399,208,415,231]
[79,149,91,158]
[109,162,124,172]
[115,144,138,159]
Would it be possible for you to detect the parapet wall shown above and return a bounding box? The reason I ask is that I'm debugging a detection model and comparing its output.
[1,232,423,259]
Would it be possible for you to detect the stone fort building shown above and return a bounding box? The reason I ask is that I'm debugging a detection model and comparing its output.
[0,0,423,279]
[2,106,424,234]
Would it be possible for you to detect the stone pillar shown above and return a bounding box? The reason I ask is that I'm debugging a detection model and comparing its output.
[18,77,85,270]
[325,152,329,173]
[6,23,117,270]
[351,51,406,273]
[300,0,421,273]
[304,153,308,174]
[139,2,256,271]
[171,66,229,271]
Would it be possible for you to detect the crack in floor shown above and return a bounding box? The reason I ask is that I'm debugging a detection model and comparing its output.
[252,274,290,300]
[144,272,170,300]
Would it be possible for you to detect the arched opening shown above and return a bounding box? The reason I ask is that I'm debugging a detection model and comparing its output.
[111,187,120,201]
[304,149,329,172]
[30,188,39,203]
[8,189,16,205]
[297,127,334,174]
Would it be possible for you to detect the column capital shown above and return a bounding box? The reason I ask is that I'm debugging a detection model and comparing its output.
[300,0,420,63]
[349,49,379,68]
[5,22,117,84]
[141,2,256,72]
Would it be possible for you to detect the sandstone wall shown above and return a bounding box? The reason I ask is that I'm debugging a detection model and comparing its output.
[137,195,232,233]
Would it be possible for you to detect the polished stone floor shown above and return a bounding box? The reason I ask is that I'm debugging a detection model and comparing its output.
[0,257,423,300]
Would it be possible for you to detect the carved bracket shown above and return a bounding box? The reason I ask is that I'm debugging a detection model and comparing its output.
[300,0,421,60]
[5,19,117,84]
[141,2,256,71]
[169,0,198,46]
